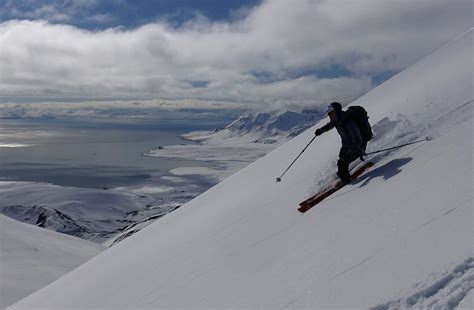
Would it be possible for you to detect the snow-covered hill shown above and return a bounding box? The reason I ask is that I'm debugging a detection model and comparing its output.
[10,29,473,309]
[0,181,162,243]
[0,215,104,308]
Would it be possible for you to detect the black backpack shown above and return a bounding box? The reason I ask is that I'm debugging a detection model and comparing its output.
[346,106,373,142]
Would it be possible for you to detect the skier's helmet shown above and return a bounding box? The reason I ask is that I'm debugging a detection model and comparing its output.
[326,102,342,114]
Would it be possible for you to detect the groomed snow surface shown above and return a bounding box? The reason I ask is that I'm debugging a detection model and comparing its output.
[9,29,474,309]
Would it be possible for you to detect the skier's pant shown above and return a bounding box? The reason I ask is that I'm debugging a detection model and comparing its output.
[337,147,360,182]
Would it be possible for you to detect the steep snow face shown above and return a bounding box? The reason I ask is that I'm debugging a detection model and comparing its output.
[0,215,104,308]
[10,29,473,309]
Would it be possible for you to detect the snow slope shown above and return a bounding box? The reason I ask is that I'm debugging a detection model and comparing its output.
[10,29,473,309]
[0,215,104,308]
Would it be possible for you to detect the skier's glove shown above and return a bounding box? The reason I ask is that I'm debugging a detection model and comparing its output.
[315,128,323,136]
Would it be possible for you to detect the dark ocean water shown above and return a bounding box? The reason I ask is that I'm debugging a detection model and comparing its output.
[0,117,228,189]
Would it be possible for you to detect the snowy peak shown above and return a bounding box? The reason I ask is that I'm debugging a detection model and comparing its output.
[269,111,314,132]
[225,112,271,132]
[223,109,323,140]
[179,109,322,147]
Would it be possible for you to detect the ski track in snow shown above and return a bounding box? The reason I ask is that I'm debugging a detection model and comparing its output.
[372,258,474,310]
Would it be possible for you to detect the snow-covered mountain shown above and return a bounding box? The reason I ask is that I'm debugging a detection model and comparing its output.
[0,215,104,308]
[9,29,473,309]
[144,109,323,182]
[181,109,322,144]
[219,109,323,143]
[0,168,229,247]
[0,181,162,243]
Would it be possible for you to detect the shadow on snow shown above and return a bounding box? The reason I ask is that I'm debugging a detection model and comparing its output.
[355,157,413,188]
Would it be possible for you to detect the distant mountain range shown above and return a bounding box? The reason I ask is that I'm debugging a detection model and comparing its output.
[182,108,324,145]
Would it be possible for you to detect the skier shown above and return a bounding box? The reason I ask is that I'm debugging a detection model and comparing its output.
[314,102,370,184]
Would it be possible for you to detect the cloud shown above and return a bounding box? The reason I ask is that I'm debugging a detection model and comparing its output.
[0,0,472,107]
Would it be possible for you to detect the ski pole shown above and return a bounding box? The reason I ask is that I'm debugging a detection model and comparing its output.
[276,135,317,183]
[365,137,430,156]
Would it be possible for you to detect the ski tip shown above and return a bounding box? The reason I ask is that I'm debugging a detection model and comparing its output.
[297,206,307,213]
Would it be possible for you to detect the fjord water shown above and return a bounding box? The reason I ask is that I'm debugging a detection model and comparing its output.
[0,117,227,189]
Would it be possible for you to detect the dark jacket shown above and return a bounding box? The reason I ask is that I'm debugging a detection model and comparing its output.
[318,111,363,153]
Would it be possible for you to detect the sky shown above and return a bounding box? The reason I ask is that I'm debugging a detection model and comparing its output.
[0,0,472,107]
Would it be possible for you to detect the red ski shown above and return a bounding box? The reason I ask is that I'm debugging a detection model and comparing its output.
[298,161,374,213]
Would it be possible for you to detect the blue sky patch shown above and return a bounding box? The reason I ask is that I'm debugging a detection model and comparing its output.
[183,80,212,89]
[250,64,356,85]
[0,0,263,29]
